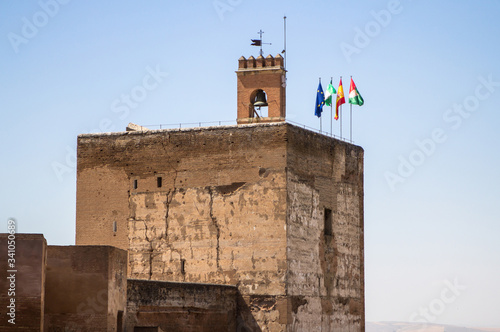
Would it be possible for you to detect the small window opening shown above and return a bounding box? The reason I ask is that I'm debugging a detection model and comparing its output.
[181,259,186,274]
[113,221,117,233]
[117,310,123,332]
[133,179,138,189]
[157,177,162,188]
[324,208,332,236]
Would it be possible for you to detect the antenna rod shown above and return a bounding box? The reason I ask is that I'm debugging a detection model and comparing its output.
[283,16,287,72]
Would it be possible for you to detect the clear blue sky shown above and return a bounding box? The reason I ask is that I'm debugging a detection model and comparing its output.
[1,0,499,328]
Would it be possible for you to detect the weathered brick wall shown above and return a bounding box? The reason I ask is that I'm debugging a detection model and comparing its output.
[77,124,290,330]
[76,124,288,251]
[0,233,46,331]
[126,280,238,332]
[44,245,127,331]
[108,246,128,330]
[286,125,364,332]
[76,161,130,251]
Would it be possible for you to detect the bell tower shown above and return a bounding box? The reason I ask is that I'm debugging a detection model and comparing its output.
[236,54,286,124]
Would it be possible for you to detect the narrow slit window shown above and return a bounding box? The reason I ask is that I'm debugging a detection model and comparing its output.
[133,179,138,189]
[113,221,117,233]
[181,259,186,274]
[157,177,162,188]
[324,208,332,236]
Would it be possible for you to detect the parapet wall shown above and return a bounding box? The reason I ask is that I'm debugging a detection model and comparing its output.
[44,245,128,331]
[0,233,46,331]
[0,235,130,332]
[126,280,239,332]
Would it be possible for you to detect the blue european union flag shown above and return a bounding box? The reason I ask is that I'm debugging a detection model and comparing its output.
[315,82,325,117]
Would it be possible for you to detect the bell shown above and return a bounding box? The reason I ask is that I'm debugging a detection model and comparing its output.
[253,90,268,108]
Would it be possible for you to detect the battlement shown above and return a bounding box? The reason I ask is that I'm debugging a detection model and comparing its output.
[238,54,284,70]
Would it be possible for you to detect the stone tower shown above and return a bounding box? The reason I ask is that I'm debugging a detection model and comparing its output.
[75,56,364,331]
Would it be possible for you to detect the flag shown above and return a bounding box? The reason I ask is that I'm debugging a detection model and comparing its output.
[315,82,325,117]
[251,39,262,46]
[324,80,336,107]
[335,78,345,120]
[348,78,364,106]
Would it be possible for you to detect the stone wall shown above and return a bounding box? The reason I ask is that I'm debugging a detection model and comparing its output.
[128,177,287,296]
[126,279,238,332]
[44,245,127,331]
[286,125,364,331]
[76,122,364,331]
[77,123,290,330]
[76,123,288,254]
[0,233,46,331]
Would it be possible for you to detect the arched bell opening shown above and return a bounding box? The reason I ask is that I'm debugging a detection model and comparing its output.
[250,89,268,118]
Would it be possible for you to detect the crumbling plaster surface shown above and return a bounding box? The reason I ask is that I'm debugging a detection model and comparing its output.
[285,126,364,331]
[128,172,288,297]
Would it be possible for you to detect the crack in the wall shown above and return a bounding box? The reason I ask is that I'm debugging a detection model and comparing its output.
[207,187,221,269]
[161,169,185,280]
[163,189,183,271]
[166,169,179,238]
[164,189,173,242]
[130,168,183,280]
[164,168,178,237]
[311,189,315,222]
[127,189,134,266]
[159,135,178,242]
[142,220,154,280]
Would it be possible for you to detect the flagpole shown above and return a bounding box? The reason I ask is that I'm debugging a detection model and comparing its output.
[330,76,333,137]
[339,76,342,139]
[319,77,322,133]
[340,105,342,139]
[350,103,353,142]
[330,104,333,137]
[350,76,353,142]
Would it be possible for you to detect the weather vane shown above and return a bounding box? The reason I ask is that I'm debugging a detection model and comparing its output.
[251,29,272,56]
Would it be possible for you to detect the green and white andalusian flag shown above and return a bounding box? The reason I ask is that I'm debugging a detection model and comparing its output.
[324,79,336,107]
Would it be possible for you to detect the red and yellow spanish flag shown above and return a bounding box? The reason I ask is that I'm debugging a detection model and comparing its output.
[335,78,345,120]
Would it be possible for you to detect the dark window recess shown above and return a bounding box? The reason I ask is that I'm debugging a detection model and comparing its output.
[133,179,138,189]
[324,208,333,236]
[113,221,117,233]
[117,310,123,332]
[157,177,162,188]
[181,259,186,274]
